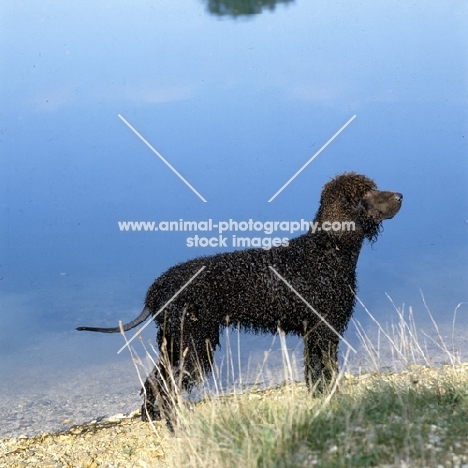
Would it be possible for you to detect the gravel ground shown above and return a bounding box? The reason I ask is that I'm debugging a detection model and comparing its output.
[2,362,468,468]
[0,411,171,468]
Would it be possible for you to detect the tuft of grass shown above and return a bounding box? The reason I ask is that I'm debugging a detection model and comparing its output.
[173,366,468,467]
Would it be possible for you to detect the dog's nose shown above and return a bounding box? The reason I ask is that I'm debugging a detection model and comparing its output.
[394,193,403,203]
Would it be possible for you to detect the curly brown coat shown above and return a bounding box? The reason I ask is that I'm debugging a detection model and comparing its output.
[77,172,402,429]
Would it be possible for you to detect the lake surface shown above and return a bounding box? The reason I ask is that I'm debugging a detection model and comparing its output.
[1,0,467,437]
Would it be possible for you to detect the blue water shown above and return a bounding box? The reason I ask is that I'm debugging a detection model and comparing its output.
[1,0,467,437]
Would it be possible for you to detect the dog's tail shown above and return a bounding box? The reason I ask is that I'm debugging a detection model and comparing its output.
[76,306,152,333]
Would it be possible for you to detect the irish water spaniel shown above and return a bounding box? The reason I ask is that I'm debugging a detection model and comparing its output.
[78,172,402,428]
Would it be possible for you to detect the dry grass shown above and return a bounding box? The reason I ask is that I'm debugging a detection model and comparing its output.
[171,364,468,467]
[121,295,468,467]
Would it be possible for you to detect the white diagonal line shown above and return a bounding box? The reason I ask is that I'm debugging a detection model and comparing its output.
[117,266,206,354]
[268,266,357,353]
[268,115,356,202]
[118,114,207,202]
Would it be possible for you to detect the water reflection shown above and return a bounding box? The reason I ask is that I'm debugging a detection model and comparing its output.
[204,0,295,17]
[1,0,466,439]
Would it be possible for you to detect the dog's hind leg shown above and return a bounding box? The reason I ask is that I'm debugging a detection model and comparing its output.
[142,322,219,431]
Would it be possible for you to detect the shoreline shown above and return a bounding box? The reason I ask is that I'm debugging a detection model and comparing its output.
[2,362,468,467]
[0,409,170,467]
[2,321,467,440]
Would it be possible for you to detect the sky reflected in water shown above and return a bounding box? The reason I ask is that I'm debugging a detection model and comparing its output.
[0,0,467,436]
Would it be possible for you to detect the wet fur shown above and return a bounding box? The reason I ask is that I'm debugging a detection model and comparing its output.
[78,172,402,429]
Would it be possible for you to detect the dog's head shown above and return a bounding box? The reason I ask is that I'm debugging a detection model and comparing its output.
[315,172,403,242]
